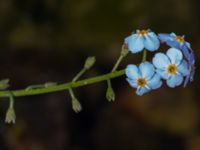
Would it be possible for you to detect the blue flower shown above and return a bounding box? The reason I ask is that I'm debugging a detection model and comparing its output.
[153,48,189,88]
[158,33,192,60]
[125,29,160,53]
[125,61,162,96]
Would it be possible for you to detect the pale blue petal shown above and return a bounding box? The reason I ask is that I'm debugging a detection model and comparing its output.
[136,87,150,96]
[139,61,155,80]
[144,32,160,51]
[178,60,189,76]
[166,75,183,88]
[126,34,144,53]
[156,69,169,79]
[147,73,162,90]
[158,33,173,42]
[166,48,183,65]
[153,53,170,69]
[125,65,140,80]
[126,78,138,88]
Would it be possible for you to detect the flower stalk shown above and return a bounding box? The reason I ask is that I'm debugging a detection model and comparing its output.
[5,93,16,124]
[106,45,129,101]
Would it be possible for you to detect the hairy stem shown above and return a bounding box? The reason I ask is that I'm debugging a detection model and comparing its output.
[0,69,125,98]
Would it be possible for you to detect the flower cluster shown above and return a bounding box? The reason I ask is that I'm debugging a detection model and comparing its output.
[125,29,196,96]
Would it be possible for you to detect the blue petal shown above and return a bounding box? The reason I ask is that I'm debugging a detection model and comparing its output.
[136,87,150,96]
[178,60,189,76]
[166,40,180,49]
[181,42,191,61]
[125,65,140,80]
[126,78,138,88]
[190,68,195,82]
[126,34,144,53]
[183,75,190,87]
[189,52,195,65]
[158,33,173,42]
[144,32,160,51]
[153,53,170,69]
[166,75,183,88]
[139,61,155,80]
[166,48,183,65]
[147,73,162,90]
[156,69,169,79]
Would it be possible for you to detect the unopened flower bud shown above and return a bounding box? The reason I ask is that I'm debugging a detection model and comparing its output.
[84,56,96,69]
[72,98,82,113]
[5,107,16,124]
[106,86,115,102]
[0,79,10,90]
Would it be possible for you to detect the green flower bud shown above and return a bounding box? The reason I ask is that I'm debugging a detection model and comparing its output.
[106,86,115,102]
[72,98,82,113]
[84,56,96,69]
[5,107,16,124]
[0,79,10,90]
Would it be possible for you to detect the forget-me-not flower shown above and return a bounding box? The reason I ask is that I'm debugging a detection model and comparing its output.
[153,48,189,88]
[125,61,162,96]
[158,33,192,60]
[125,29,160,53]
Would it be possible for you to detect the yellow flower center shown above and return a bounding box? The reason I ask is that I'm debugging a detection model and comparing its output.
[137,78,147,87]
[167,64,177,75]
[175,36,185,43]
[138,30,148,36]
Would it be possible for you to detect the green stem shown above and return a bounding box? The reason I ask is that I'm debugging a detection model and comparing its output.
[72,68,87,82]
[68,88,76,99]
[107,79,112,88]
[9,96,14,109]
[111,55,124,72]
[26,85,45,90]
[142,49,147,62]
[0,69,125,98]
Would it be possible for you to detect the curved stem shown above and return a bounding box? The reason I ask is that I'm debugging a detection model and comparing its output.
[0,69,125,98]
[142,49,147,62]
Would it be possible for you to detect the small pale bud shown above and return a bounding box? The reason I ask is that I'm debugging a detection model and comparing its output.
[0,79,10,90]
[5,107,16,124]
[84,56,96,69]
[72,98,82,113]
[106,87,115,102]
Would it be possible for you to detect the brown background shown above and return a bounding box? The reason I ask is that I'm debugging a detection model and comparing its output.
[0,0,199,150]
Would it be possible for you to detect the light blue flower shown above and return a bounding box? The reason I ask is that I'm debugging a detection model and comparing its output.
[158,33,196,87]
[158,33,192,60]
[125,61,162,96]
[125,29,160,53]
[153,48,189,88]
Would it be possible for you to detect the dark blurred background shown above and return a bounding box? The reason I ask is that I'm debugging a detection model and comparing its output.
[0,0,200,150]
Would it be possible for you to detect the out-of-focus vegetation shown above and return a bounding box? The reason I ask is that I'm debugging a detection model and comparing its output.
[0,0,199,150]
